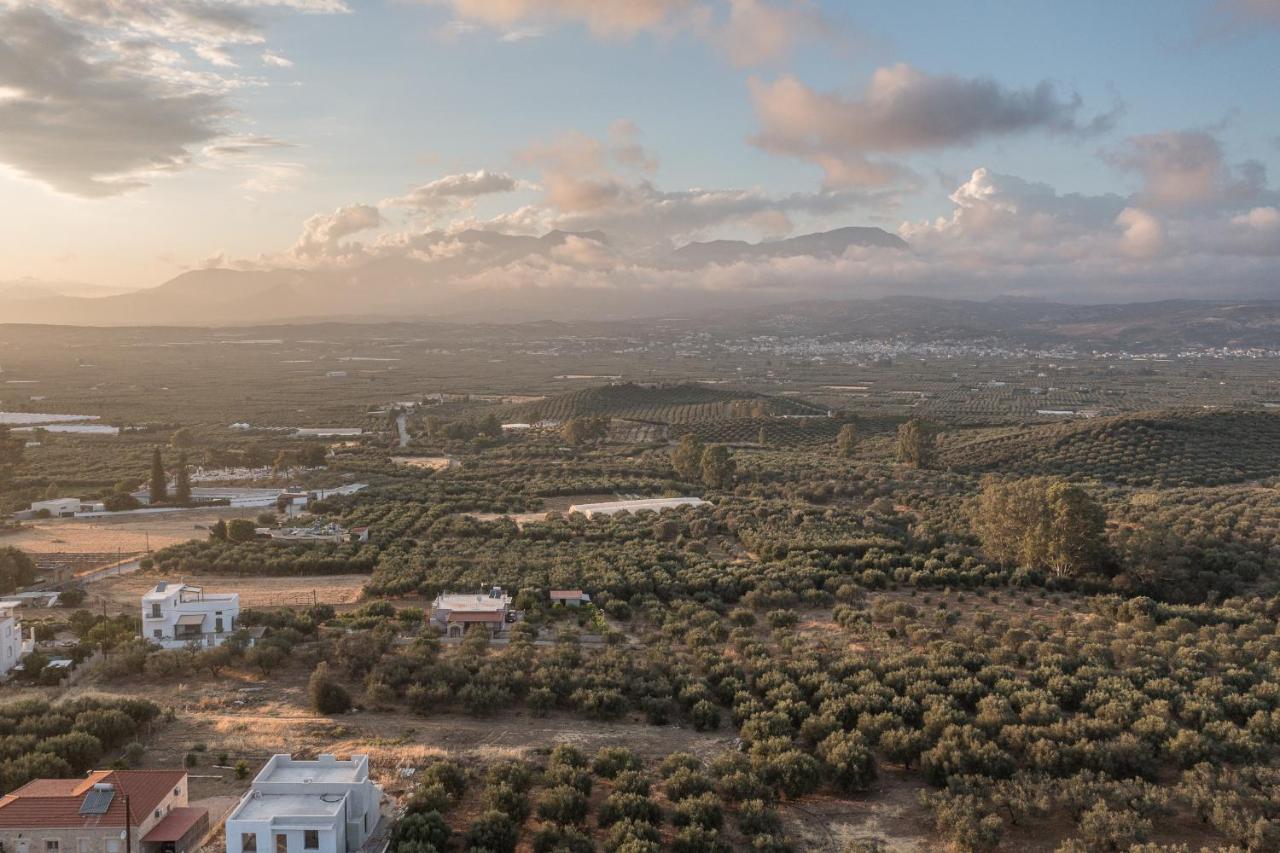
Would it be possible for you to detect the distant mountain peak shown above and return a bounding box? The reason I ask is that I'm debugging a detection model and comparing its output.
[673,226,907,266]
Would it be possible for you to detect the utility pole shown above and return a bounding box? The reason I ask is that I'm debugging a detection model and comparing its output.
[123,792,132,853]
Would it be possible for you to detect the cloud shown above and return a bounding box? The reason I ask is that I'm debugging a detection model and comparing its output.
[0,7,228,196]
[0,1,344,197]
[292,203,382,259]
[261,50,294,67]
[711,0,828,67]
[511,122,895,248]
[420,0,697,38]
[1115,207,1165,258]
[1104,130,1272,210]
[381,170,529,211]
[1232,206,1280,230]
[750,64,1115,187]
[421,0,827,65]
[1209,0,1280,29]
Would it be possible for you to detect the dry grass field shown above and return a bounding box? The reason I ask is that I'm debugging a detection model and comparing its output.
[87,570,368,614]
[1,508,247,555]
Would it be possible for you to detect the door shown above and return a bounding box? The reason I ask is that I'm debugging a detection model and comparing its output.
[275,834,288,853]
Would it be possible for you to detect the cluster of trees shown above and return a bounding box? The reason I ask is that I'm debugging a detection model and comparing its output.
[671,436,735,488]
[0,546,35,594]
[389,745,792,853]
[561,416,609,446]
[0,425,22,487]
[421,414,503,442]
[0,697,159,794]
[971,476,1108,578]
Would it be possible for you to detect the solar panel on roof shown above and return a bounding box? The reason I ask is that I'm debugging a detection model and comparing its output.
[80,788,115,815]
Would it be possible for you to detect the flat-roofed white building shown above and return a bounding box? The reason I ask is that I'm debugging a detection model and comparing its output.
[568,497,708,518]
[0,600,35,679]
[224,755,383,853]
[142,582,240,649]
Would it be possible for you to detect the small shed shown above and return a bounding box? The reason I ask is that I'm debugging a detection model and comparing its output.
[549,590,590,607]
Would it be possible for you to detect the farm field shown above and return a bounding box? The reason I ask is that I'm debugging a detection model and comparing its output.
[87,570,368,614]
[6,316,1280,852]
[1,508,245,554]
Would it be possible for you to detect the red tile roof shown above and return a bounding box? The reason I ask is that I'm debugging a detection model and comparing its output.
[446,610,504,622]
[141,807,207,843]
[0,770,187,830]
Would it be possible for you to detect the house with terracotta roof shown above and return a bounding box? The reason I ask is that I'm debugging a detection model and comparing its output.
[429,587,515,638]
[0,770,206,853]
[548,590,590,608]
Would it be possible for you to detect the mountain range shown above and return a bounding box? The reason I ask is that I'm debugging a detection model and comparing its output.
[0,226,907,326]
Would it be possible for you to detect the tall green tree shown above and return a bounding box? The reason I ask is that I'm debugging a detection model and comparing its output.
[835,423,858,457]
[174,452,191,505]
[0,546,37,594]
[149,447,168,503]
[700,445,735,489]
[972,475,1107,577]
[170,427,193,449]
[671,435,705,480]
[896,418,936,468]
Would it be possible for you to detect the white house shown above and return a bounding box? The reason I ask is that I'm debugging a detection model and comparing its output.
[0,600,35,679]
[142,583,240,649]
[224,755,383,853]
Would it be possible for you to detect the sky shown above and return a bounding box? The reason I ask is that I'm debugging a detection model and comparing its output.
[1,0,1279,304]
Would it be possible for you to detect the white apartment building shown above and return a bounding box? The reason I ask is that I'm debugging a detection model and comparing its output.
[141,583,240,649]
[224,755,383,853]
[0,600,35,678]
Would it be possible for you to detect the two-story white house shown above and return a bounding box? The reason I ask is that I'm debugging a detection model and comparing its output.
[0,600,35,678]
[141,583,240,649]
[224,755,383,853]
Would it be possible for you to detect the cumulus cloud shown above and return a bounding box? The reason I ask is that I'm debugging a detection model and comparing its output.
[292,203,382,259]
[0,1,345,197]
[750,64,1115,187]
[0,7,228,196]
[1115,207,1165,259]
[381,170,529,212]
[511,122,895,248]
[1105,130,1272,211]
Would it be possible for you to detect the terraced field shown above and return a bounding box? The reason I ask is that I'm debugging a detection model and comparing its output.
[497,383,827,424]
[939,409,1280,486]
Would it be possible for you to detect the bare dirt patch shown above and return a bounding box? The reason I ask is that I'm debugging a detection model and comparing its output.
[88,570,368,614]
[3,509,248,555]
[391,456,454,471]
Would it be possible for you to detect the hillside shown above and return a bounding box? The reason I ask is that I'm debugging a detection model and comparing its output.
[940,409,1280,486]
[497,383,828,424]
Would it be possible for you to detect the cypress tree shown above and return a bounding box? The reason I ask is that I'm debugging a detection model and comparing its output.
[149,447,168,503]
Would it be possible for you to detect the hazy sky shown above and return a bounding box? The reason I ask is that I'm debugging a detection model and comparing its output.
[1,0,1279,300]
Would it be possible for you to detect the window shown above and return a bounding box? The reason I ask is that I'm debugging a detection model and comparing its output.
[174,787,182,797]
[155,809,162,819]
[153,629,162,638]
[150,603,161,618]
[303,831,319,850]
[242,835,257,853]
[46,841,59,853]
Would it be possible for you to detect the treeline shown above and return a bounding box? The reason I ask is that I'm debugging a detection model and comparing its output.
[0,697,160,794]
